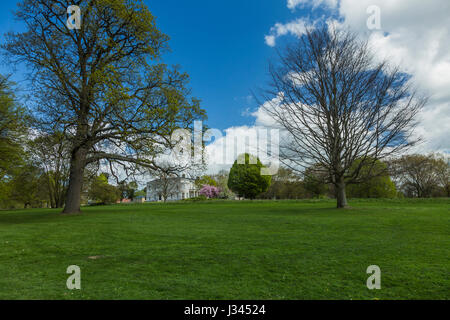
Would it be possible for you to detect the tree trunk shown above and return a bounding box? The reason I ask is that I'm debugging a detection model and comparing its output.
[62,148,86,214]
[336,177,348,209]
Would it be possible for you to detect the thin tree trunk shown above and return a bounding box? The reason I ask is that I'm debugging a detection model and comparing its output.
[62,148,86,214]
[336,177,348,209]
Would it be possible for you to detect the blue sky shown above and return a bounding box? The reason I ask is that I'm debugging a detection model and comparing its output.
[0,0,448,156]
[146,0,286,130]
[138,0,319,130]
[0,0,317,131]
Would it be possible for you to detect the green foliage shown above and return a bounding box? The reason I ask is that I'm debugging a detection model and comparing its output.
[347,159,397,198]
[89,174,120,204]
[0,75,26,179]
[27,132,70,208]
[118,181,138,200]
[227,153,271,199]
[2,0,207,213]
[7,163,47,208]
[212,170,235,199]
[195,175,217,188]
[135,189,146,198]
[304,165,329,198]
[390,154,450,198]
[258,167,306,199]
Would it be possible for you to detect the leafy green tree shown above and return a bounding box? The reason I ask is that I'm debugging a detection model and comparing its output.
[135,188,146,198]
[118,181,138,200]
[227,153,271,199]
[389,154,449,198]
[258,167,306,199]
[2,0,206,213]
[346,159,397,198]
[8,163,47,208]
[0,180,13,209]
[0,75,26,179]
[89,174,120,204]
[304,164,329,198]
[212,170,234,199]
[195,175,217,188]
[28,132,70,208]
[434,155,450,197]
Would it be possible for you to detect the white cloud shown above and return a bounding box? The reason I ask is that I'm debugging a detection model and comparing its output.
[264,18,310,47]
[337,0,450,153]
[204,124,280,174]
[262,0,450,154]
[264,35,276,47]
[205,0,449,176]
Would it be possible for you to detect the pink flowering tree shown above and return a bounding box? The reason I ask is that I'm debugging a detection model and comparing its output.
[198,185,220,199]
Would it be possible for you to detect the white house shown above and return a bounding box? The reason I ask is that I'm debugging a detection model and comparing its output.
[146,176,198,201]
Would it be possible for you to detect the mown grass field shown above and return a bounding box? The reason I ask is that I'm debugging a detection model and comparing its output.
[0,198,448,300]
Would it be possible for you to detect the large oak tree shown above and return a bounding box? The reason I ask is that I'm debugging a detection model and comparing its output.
[2,0,205,213]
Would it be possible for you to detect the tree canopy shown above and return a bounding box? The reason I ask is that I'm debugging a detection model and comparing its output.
[389,154,449,197]
[0,75,26,179]
[346,159,397,198]
[2,0,206,213]
[227,153,271,199]
[89,173,120,204]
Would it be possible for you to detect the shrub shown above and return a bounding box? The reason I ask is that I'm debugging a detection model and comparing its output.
[198,185,220,199]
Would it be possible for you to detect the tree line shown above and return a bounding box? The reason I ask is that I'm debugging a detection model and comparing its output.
[223,153,449,201]
[180,153,449,201]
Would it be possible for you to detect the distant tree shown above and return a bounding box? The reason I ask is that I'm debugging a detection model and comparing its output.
[150,173,179,203]
[212,170,235,199]
[8,163,47,208]
[0,75,26,179]
[346,159,397,198]
[28,132,70,208]
[89,174,120,204]
[0,180,13,209]
[261,26,426,208]
[303,164,329,198]
[135,188,147,198]
[390,154,448,198]
[118,181,138,201]
[227,153,271,199]
[2,0,206,213]
[198,185,220,199]
[434,155,450,197]
[258,167,306,199]
[195,175,217,188]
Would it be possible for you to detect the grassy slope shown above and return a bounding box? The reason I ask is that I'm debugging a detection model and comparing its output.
[0,199,448,300]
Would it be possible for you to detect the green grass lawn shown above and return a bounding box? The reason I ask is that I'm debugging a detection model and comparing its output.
[0,198,448,300]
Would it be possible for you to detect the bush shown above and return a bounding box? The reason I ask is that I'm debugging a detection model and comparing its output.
[198,185,220,198]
